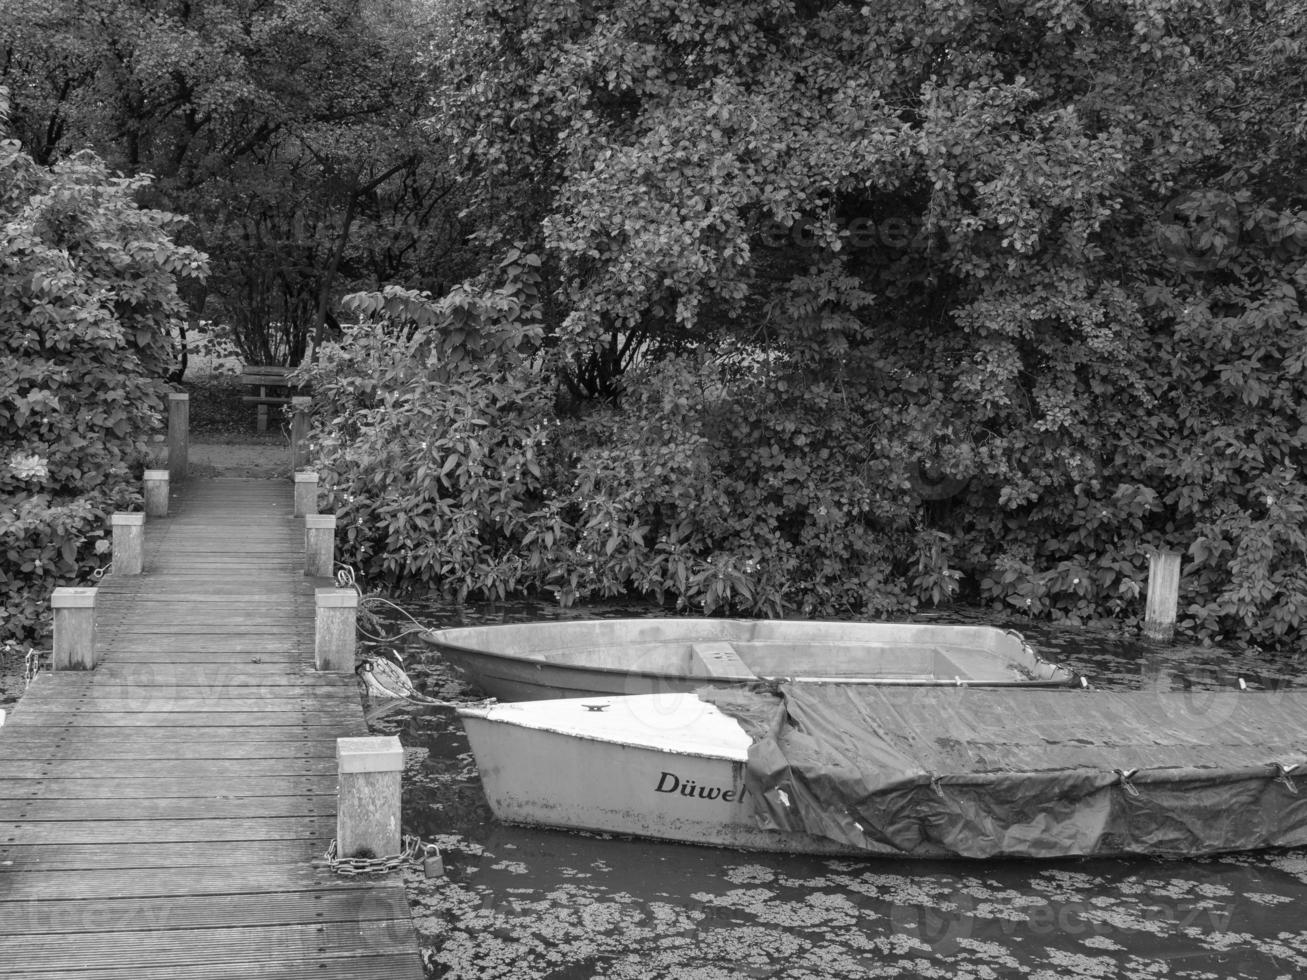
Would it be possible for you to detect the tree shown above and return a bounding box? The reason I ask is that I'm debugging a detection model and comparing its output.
[1,84,207,641]
[1,0,462,368]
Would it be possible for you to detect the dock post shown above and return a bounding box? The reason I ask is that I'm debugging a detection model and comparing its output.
[290,396,312,472]
[336,735,404,859]
[1144,549,1182,642]
[52,587,97,669]
[305,513,336,577]
[294,471,320,518]
[315,587,357,671]
[167,391,189,481]
[111,512,146,575]
[144,469,170,517]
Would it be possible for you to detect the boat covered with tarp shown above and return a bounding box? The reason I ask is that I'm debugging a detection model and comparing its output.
[459,684,1307,859]
[424,618,1079,701]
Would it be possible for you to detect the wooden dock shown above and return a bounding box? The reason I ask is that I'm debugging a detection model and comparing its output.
[0,479,424,978]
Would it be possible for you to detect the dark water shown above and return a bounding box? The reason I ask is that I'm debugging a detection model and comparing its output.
[360,599,1307,979]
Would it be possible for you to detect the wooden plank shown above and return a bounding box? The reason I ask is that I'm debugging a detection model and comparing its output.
[19,697,342,711]
[96,613,313,625]
[96,639,309,651]
[6,713,359,729]
[94,590,311,603]
[0,795,336,821]
[0,816,332,844]
[75,664,339,681]
[0,863,354,901]
[0,739,345,759]
[25,682,354,700]
[0,839,324,871]
[0,758,337,778]
[0,775,339,799]
[93,650,310,662]
[97,624,311,636]
[0,885,395,932]
[11,698,350,714]
[8,953,423,980]
[0,920,418,970]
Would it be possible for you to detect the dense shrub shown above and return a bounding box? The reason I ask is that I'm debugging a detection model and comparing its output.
[302,255,966,618]
[1,100,206,643]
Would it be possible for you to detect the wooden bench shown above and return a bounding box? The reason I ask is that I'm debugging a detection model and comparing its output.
[239,365,307,432]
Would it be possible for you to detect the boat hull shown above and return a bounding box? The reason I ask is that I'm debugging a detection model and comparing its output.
[459,696,864,856]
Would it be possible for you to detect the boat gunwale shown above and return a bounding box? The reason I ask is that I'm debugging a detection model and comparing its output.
[423,623,1080,688]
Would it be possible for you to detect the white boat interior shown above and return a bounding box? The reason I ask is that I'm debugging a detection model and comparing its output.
[459,693,752,761]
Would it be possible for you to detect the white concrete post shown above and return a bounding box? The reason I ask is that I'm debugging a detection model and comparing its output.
[52,587,97,670]
[336,735,404,859]
[144,469,170,517]
[305,513,336,578]
[315,587,357,671]
[293,471,319,518]
[111,512,145,575]
[1144,550,1182,642]
[167,391,189,481]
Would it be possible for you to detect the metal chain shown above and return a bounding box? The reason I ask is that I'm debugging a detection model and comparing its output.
[319,834,441,877]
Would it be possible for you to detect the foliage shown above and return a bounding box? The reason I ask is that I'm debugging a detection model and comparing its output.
[400,0,1307,648]
[305,257,952,616]
[0,110,206,643]
[299,252,552,594]
[0,0,469,370]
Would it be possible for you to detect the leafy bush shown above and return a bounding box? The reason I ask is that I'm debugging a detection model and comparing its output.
[1,104,206,644]
[300,255,945,617]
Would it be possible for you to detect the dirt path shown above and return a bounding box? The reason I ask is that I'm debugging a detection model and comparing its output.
[189,438,292,479]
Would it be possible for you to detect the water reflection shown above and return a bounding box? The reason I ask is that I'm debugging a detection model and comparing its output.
[360,598,1307,978]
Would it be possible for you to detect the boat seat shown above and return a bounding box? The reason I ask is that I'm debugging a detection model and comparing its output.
[691,642,757,680]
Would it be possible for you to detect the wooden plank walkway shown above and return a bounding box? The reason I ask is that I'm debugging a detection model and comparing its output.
[0,478,425,979]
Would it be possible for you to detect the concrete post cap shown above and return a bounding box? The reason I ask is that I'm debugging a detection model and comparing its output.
[337,735,403,773]
[167,392,190,402]
[143,469,170,480]
[291,395,312,407]
[52,587,97,608]
[111,512,146,526]
[293,471,320,483]
[305,514,337,529]
[315,587,357,608]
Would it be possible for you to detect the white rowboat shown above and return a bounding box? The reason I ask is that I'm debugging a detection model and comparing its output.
[457,693,857,855]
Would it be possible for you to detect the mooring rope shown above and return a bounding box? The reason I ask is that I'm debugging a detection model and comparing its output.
[23,647,41,688]
[357,594,435,643]
[329,561,442,644]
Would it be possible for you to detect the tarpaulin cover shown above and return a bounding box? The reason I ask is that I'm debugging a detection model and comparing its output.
[699,684,1307,859]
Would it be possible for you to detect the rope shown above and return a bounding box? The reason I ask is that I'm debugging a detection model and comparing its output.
[357,622,431,643]
[335,563,361,594]
[23,647,42,688]
[357,594,433,643]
